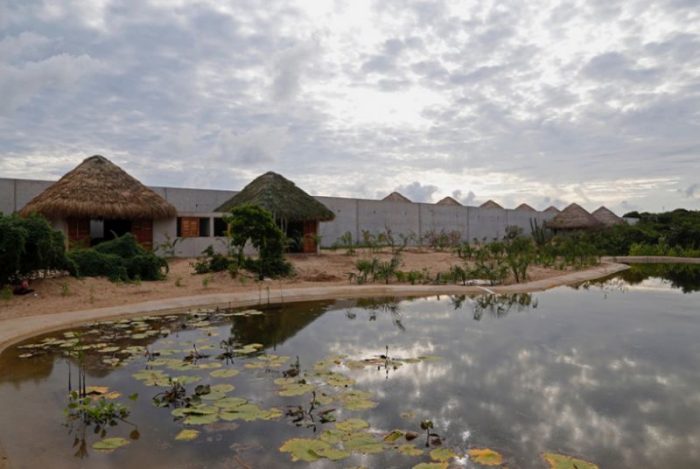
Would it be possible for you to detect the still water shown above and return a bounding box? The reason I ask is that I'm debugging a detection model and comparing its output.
[1,266,699,468]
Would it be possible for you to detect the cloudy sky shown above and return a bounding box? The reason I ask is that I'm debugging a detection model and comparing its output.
[1,0,699,213]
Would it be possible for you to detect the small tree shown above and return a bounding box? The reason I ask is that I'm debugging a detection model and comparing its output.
[224,205,292,279]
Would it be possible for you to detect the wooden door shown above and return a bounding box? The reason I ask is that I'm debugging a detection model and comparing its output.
[66,217,90,248]
[132,219,154,250]
[302,220,318,253]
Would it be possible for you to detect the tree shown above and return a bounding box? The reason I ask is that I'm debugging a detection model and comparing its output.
[224,205,292,279]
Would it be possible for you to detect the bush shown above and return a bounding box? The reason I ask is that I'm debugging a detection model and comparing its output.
[192,246,233,274]
[68,233,167,282]
[0,213,70,286]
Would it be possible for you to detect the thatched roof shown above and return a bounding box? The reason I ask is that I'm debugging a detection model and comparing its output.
[592,206,624,226]
[436,196,462,206]
[215,171,335,222]
[544,205,561,214]
[383,192,412,203]
[545,203,603,230]
[515,203,537,212]
[20,155,176,220]
[480,200,503,209]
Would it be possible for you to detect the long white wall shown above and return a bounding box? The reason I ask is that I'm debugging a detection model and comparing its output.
[1,178,555,255]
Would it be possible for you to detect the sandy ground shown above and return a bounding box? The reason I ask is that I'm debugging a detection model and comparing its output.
[0,248,576,322]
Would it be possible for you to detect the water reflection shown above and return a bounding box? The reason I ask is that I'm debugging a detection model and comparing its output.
[0,272,699,468]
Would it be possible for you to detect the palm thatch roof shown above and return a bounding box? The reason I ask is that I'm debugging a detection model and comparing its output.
[592,206,624,226]
[480,200,503,209]
[544,205,561,214]
[383,191,412,203]
[515,203,537,212]
[436,196,462,206]
[20,155,176,219]
[215,171,335,222]
[545,203,603,230]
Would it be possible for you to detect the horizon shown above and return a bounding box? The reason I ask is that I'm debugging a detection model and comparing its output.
[1,1,698,213]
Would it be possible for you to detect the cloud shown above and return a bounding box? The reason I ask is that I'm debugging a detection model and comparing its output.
[683,183,699,199]
[452,189,476,205]
[0,0,698,212]
[392,181,439,203]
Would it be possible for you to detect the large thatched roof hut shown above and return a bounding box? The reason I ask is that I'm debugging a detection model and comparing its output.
[544,205,561,214]
[383,192,412,203]
[545,203,603,231]
[20,155,176,249]
[215,171,334,253]
[592,206,624,227]
[515,203,537,212]
[436,196,462,206]
[480,200,503,209]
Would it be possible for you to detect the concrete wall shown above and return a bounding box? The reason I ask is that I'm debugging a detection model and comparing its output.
[1,177,556,255]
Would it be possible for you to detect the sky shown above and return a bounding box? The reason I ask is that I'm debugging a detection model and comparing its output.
[1,0,699,214]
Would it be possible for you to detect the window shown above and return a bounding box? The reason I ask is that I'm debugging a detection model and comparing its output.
[213,218,228,237]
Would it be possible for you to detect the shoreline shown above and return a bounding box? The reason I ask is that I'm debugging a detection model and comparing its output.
[0,262,628,356]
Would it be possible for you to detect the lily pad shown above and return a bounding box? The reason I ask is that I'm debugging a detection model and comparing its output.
[383,429,405,443]
[175,429,200,441]
[342,432,383,454]
[398,444,423,456]
[215,397,248,409]
[468,448,504,466]
[210,369,239,378]
[412,463,448,469]
[183,413,219,425]
[430,447,457,462]
[335,419,369,432]
[338,390,377,410]
[314,446,351,461]
[279,438,331,462]
[210,383,235,393]
[324,373,355,387]
[92,437,130,452]
[172,375,202,385]
[278,382,314,397]
[132,369,170,386]
[542,452,598,469]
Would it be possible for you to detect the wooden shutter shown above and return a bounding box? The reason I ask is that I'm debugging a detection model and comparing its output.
[180,217,200,238]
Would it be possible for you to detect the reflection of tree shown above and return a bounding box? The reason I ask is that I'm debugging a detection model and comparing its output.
[229,300,334,348]
[350,297,406,331]
[472,293,537,320]
[621,264,700,293]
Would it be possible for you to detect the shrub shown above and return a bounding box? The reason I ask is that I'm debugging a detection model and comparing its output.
[192,245,232,274]
[67,249,129,282]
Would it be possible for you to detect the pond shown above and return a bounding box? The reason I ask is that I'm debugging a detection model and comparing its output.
[1,265,699,468]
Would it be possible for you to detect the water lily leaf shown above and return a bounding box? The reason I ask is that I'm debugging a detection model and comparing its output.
[398,444,423,456]
[314,446,351,461]
[200,392,227,401]
[245,354,289,369]
[430,448,457,462]
[279,438,330,462]
[183,413,219,425]
[85,386,110,395]
[278,382,314,397]
[542,452,598,469]
[468,448,504,466]
[338,390,378,410]
[418,355,441,362]
[412,463,447,469]
[400,411,416,421]
[172,375,201,385]
[336,419,369,432]
[324,373,355,387]
[215,397,248,409]
[132,370,170,386]
[196,362,222,370]
[175,429,200,441]
[220,403,280,422]
[342,432,383,454]
[383,429,404,442]
[319,429,346,444]
[210,369,239,378]
[210,384,235,393]
[131,333,148,340]
[92,437,130,452]
[98,346,121,353]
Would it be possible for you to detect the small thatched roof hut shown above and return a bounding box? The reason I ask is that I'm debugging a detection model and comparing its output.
[592,206,624,227]
[215,171,334,253]
[515,203,537,212]
[480,200,503,209]
[545,203,603,231]
[215,171,334,222]
[383,192,412,203]
[20,155,176,220]
[544,206,561,214]
[436,196,462,206]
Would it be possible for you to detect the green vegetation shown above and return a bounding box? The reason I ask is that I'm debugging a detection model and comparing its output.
[0,213,71,286]
[224,204,292,279]
[68,233,168,282]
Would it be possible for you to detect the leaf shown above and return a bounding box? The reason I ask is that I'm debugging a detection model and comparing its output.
[278,382,314,397]
[468,448,504,466]
[175,429,200,441]
[92,437,130,452]
[342,432,383,454]
[132,370,170,387]
[412,463,448,469]
[542,452,598,469]
[383,429,405,443]
[397,444,423,456]
[335,418,369,432]
[430,447,457,462]
[314,446,351,461]
[279,438,331,462]
[214,397,248,409]
[210,369,239,378]
[324,373,355,387]
[172,375,202,385]
[210,384,235,393]
[183,413,219,425]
